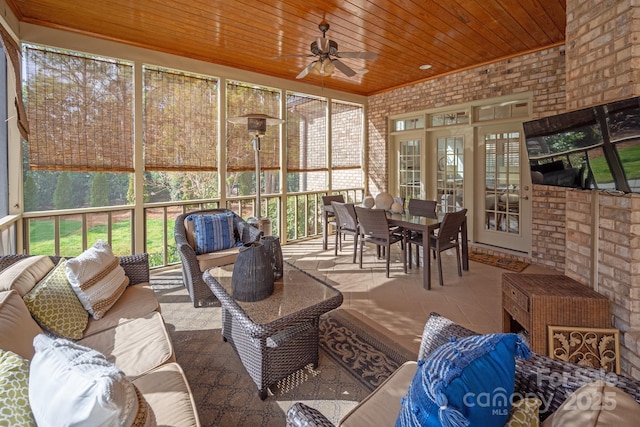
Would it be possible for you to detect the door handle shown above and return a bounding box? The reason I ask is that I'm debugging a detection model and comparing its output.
[521,196,529,200]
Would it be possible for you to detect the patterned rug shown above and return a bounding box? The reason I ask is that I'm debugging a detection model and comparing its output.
[151,270,414,426]
[468,251,530,272]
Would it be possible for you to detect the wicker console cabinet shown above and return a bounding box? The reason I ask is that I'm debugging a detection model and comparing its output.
[502,273,611,354]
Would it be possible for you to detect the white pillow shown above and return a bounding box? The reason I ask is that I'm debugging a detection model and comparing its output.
[66,240,129,320]
[29,334,155,427]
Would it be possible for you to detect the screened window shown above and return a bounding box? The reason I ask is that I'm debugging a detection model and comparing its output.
[143,66,219,171]
[227,81,281,197]
[331,101,363,189]
[286,92,327,191]
[24,45,134,172]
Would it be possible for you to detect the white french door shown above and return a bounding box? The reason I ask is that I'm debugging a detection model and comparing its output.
[393,131,425,201]
[475,124,531,252]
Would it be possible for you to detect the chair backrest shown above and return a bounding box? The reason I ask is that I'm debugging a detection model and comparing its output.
[322,194,345,206]
[354,206,391,241]
[436,208,468,244]
[332,202,358,232]
[408,198,437,218]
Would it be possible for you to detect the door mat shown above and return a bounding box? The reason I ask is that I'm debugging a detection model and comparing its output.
[468,251,529,272]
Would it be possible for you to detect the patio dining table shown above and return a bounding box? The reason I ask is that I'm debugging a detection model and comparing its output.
[386,211,469,290]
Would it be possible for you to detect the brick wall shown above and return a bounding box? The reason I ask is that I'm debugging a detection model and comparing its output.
[531,184,569,271]
[565,0,640,109]
[367,46,566,196]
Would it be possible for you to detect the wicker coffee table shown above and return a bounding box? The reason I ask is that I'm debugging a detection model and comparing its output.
[203,260,343,399]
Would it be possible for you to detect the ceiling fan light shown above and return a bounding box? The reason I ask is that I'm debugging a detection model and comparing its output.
[311,59,335,76]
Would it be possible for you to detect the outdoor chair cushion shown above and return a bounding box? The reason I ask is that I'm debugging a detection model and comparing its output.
[541,380,640,427]
[83,283,159,337]
[0,255,55,296]
[132,363,200,427]
[0,290,43,360]
[78,311,174,378]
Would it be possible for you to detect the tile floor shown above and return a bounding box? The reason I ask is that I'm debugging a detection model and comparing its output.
[281,236,555,356]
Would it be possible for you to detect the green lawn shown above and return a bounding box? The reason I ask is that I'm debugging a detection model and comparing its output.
[28,218,178,267]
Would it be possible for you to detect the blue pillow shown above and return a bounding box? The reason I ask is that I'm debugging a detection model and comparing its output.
[396,333,531,427]
[189,212,236,254]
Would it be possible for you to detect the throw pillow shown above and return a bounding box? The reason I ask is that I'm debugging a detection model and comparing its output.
[505,398,542,427]
[29,334,156,427]
[23,258,89,340]
[0,255,55,296]
[395,333,531,427]
[66,240,129,320]
[541,380,640,427]
[0,349,36,427]
[189,212,237,254]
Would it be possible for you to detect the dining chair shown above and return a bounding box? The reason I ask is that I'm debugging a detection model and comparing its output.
[407,198,437,218]
[406,198,438,268]
[354,206,406,278]
[426,208,468,286]
[331,201,359,262]
[322,194,345,250]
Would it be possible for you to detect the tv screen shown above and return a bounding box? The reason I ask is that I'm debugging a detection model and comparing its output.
[523,96,640,193]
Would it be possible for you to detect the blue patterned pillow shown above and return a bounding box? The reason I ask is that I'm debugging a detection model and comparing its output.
[396,333,531,427]
[189,212,236,254]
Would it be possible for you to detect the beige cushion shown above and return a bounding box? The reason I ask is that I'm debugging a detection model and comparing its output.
[339,361,418,427]
[0,256,55,296]
[83,283,159,338]
[184,217,196,249]
[542,380,640,427]
[133,363,200,427]
[0,290,43,360]
[66,240,130,320]
[78,311,174,378]
[196,247,240,271]
[23,258,89,340]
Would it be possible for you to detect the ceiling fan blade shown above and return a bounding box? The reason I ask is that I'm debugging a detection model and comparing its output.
[336,51,378,60]
[332,59,356,77]
[296,61,317,79]
[271,54,314,59]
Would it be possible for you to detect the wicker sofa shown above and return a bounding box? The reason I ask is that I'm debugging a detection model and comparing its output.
[174,208,263,307]
[286,312,640,426]
[0,253,200,426]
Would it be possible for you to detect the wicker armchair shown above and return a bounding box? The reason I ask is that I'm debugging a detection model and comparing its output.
[286,312,640,426]
[174,208,262,307]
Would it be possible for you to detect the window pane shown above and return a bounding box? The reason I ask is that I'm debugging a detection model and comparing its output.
[143,66,218,171]
[24,45,134,172]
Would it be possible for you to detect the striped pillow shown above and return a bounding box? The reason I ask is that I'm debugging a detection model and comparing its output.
[189,212,237,254]
[66,240,129,320]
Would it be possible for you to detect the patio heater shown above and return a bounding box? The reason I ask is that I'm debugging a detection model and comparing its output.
[227,114,283,235]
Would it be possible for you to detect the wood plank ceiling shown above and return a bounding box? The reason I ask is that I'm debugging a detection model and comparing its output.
[8,0,566,96]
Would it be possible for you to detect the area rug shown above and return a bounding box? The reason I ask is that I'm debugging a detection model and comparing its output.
[468,251,530,272]
[151,270,414,426]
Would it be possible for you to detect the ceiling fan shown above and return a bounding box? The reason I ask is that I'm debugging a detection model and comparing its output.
[271,21,378,79]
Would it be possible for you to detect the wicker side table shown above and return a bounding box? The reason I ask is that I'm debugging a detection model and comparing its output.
[502,273,611,354]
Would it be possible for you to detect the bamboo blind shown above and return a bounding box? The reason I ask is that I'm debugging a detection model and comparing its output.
[24,46,134,172]
[144,66,218,171]
[331,101,363,170]
[286,93,327,172]
[226,81,280,172]
[0,25,28,140]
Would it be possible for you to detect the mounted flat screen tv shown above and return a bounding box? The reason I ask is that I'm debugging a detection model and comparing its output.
[523,96,640,194]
